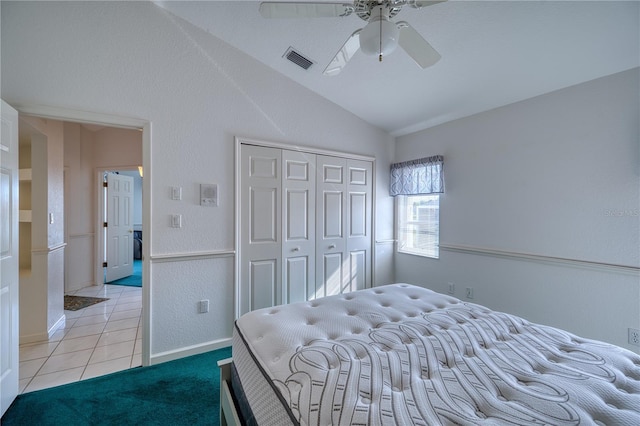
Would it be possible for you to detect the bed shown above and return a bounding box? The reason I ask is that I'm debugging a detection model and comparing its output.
[219,283,640,425]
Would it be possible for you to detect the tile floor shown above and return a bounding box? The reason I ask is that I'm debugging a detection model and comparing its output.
[18,284,142,394]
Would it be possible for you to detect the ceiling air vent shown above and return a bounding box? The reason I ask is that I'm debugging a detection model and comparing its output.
[284,47,314,70]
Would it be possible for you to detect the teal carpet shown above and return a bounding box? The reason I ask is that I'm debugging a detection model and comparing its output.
[107,260,142,287]
[1,346,232,426]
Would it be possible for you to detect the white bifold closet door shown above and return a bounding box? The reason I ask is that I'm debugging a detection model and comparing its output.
[315,155,372,298]
[239,144,372,316]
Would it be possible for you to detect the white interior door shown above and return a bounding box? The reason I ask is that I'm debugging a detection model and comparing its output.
[346,159,372,292]
[239,143,373,315]
[240,145,282,315]
[105,173,134,283]
[316,156,373,297]
[282,150,316,304]
[1,100,19,416]
[316,155,348,298]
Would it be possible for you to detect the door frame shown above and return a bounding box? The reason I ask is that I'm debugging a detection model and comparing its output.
[11,103,152,367]
[234,136,377,320]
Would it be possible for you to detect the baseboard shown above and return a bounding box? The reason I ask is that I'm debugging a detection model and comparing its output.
[20,315,66,345]
[149,337,232,365]
[48,314,66,338]
[19,331,49,345]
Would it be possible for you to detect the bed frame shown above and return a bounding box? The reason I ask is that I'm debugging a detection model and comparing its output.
[217,358,240,426]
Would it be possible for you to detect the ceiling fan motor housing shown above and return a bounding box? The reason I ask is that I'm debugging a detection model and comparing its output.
[359,5,400,57]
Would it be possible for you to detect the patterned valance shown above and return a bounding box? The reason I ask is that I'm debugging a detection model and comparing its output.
[390,155,444,196]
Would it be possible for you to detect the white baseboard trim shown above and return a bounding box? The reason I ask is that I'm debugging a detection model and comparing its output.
[19,332,49,345]
[48,314,66,338]
[149,337,232,365]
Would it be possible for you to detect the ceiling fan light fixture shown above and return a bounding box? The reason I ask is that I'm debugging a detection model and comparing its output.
[359,9,399,58]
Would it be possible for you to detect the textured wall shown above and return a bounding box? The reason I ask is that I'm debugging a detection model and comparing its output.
[395,68,640,351]
[1,1,394,358]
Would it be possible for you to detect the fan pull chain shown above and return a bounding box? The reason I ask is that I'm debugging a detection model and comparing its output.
[379,10,383,62]
[378,8,382,62]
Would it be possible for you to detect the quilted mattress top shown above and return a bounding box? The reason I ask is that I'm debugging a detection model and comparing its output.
[235,283,640,425]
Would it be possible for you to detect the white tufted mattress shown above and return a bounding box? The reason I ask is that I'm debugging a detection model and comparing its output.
[232,283,640,425]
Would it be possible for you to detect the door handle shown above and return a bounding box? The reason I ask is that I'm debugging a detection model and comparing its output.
[292,247,300,252]
[128,230,133,233]
[328,244,336,249]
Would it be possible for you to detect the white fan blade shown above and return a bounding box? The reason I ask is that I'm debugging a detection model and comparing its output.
[397,22,441,69]
[323,29,361,76]
[259,2,354,19]
[407,1,447,9]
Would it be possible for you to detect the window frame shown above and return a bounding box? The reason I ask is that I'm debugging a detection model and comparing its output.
[395,194,440,259]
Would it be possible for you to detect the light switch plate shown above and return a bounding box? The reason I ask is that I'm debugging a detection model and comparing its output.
[171,186,182,201]
[171,214,182,228]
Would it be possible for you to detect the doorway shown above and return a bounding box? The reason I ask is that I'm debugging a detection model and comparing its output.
[13,107,150,395]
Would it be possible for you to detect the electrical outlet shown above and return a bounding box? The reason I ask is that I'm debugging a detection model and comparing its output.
[447,282,455,295]
[465,287,474,299]
[629,328,640,346]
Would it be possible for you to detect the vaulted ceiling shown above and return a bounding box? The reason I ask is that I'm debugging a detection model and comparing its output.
[155,1,639,136]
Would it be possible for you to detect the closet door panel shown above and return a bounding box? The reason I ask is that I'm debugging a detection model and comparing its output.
[282,150,315,304]
[316,156,347,297]
[240,145,282,316]
[250,259,278,311]
[346,160,372,291]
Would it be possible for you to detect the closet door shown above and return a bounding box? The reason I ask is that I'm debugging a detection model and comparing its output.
[239,143,373,315]
[345,159,372,292]
[316,156,372,298]
[240,145,282,315]
[282,150,316,303]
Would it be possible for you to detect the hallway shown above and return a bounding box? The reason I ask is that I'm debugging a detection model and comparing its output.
[18,284,142,393]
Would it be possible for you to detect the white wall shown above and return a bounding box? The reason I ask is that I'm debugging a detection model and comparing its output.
[1,1,394,361]
[395,68,640,352]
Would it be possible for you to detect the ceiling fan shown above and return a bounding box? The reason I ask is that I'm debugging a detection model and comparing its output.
[259,0,445,75]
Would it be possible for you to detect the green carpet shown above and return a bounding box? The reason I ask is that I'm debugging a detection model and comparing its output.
[1,346,232,426]
[107,260,142,287]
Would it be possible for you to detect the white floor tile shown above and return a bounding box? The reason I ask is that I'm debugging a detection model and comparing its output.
[117,295,142,305]
[24,367,85,393]
[89,340,135,364]
[52,335,101,356]
[39,349,94,375]
[82,356,131,380]
[19,283,142,393]
[73,313,110,327]
[112,302,141,312]
[103,317,139,333]
[19,378,31,394]
[48,329,67,342]
[64,322,106,340]
[109,309,141,322]
[131,353,142,367]
[64,310,84,320]
[79,303,115,317]
[96,327,138,347]
[19,358,47,379]
[19,341,59,362]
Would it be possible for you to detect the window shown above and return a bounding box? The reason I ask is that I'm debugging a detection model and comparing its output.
[397,194,440,258]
